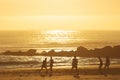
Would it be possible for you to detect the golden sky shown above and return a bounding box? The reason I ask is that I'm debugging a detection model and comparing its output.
[0,0,120,30]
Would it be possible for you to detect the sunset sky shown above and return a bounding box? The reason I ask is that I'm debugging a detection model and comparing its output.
[0,0,120,31]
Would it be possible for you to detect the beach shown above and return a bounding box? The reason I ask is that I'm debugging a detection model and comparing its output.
[0,65,120,80]
[0,74,120,80]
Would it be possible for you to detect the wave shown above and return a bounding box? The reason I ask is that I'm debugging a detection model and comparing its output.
[0,61,39,65]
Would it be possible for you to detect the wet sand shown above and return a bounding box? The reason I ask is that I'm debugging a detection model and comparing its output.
[0,65,120,80]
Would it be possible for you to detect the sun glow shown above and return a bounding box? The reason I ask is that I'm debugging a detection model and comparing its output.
[46,30,74,34]
[45,30,75,44]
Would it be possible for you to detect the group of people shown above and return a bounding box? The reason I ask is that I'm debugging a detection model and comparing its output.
[40,56,79,75]
[40,56,110,75]
[40,57,54,76]
[98,56,110,72]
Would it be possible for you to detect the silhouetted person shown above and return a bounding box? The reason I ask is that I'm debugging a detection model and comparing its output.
[71,56,79,75]
[105,56,110,70]
[40,58,48,74]
[98,56,103,73]
[98,56,103,70]
[49,57,54,76]
[104,56,110,76]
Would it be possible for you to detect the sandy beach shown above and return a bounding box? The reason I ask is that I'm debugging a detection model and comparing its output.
[0,65,120,80]
[0,75,120,80]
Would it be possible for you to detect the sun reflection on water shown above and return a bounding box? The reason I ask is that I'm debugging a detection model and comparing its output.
[45,30,76,44]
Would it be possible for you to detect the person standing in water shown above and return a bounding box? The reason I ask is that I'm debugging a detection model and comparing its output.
[40,58,48,74]
[49,57,54,76]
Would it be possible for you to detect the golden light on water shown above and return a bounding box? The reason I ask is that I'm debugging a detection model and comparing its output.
[45,30,75,44]
[30,30,89,46]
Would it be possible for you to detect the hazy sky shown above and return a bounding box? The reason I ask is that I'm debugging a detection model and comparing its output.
[0,0,120,30]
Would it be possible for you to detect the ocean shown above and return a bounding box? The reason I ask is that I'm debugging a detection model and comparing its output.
[0,30,120,69]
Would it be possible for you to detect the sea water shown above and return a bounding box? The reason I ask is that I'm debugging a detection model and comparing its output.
[0,30,120,69]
